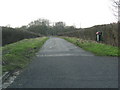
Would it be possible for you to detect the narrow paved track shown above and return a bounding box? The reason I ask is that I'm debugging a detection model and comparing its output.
[8,37,118,88]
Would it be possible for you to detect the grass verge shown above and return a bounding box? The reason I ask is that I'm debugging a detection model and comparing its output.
[2,37,49,74]
[62,37,120,56]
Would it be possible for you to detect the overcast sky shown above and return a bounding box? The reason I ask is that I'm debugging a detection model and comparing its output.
[0,0,117,28]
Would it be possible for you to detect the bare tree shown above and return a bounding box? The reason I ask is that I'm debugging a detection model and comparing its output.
[111,0,120,21]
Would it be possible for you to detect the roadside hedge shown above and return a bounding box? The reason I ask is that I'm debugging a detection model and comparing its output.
[2,27,41,46]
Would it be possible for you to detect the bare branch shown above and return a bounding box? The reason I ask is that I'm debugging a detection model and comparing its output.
[111,0,120,21]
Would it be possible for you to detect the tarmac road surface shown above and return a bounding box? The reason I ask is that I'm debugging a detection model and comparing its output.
[8,37,118,88]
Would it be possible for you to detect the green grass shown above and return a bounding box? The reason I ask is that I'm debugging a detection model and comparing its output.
[2,37,49,73]
[63,37,120,56]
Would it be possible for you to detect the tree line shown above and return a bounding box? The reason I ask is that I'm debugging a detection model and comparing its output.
[2,18,76,46]
[2,18,118,47]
